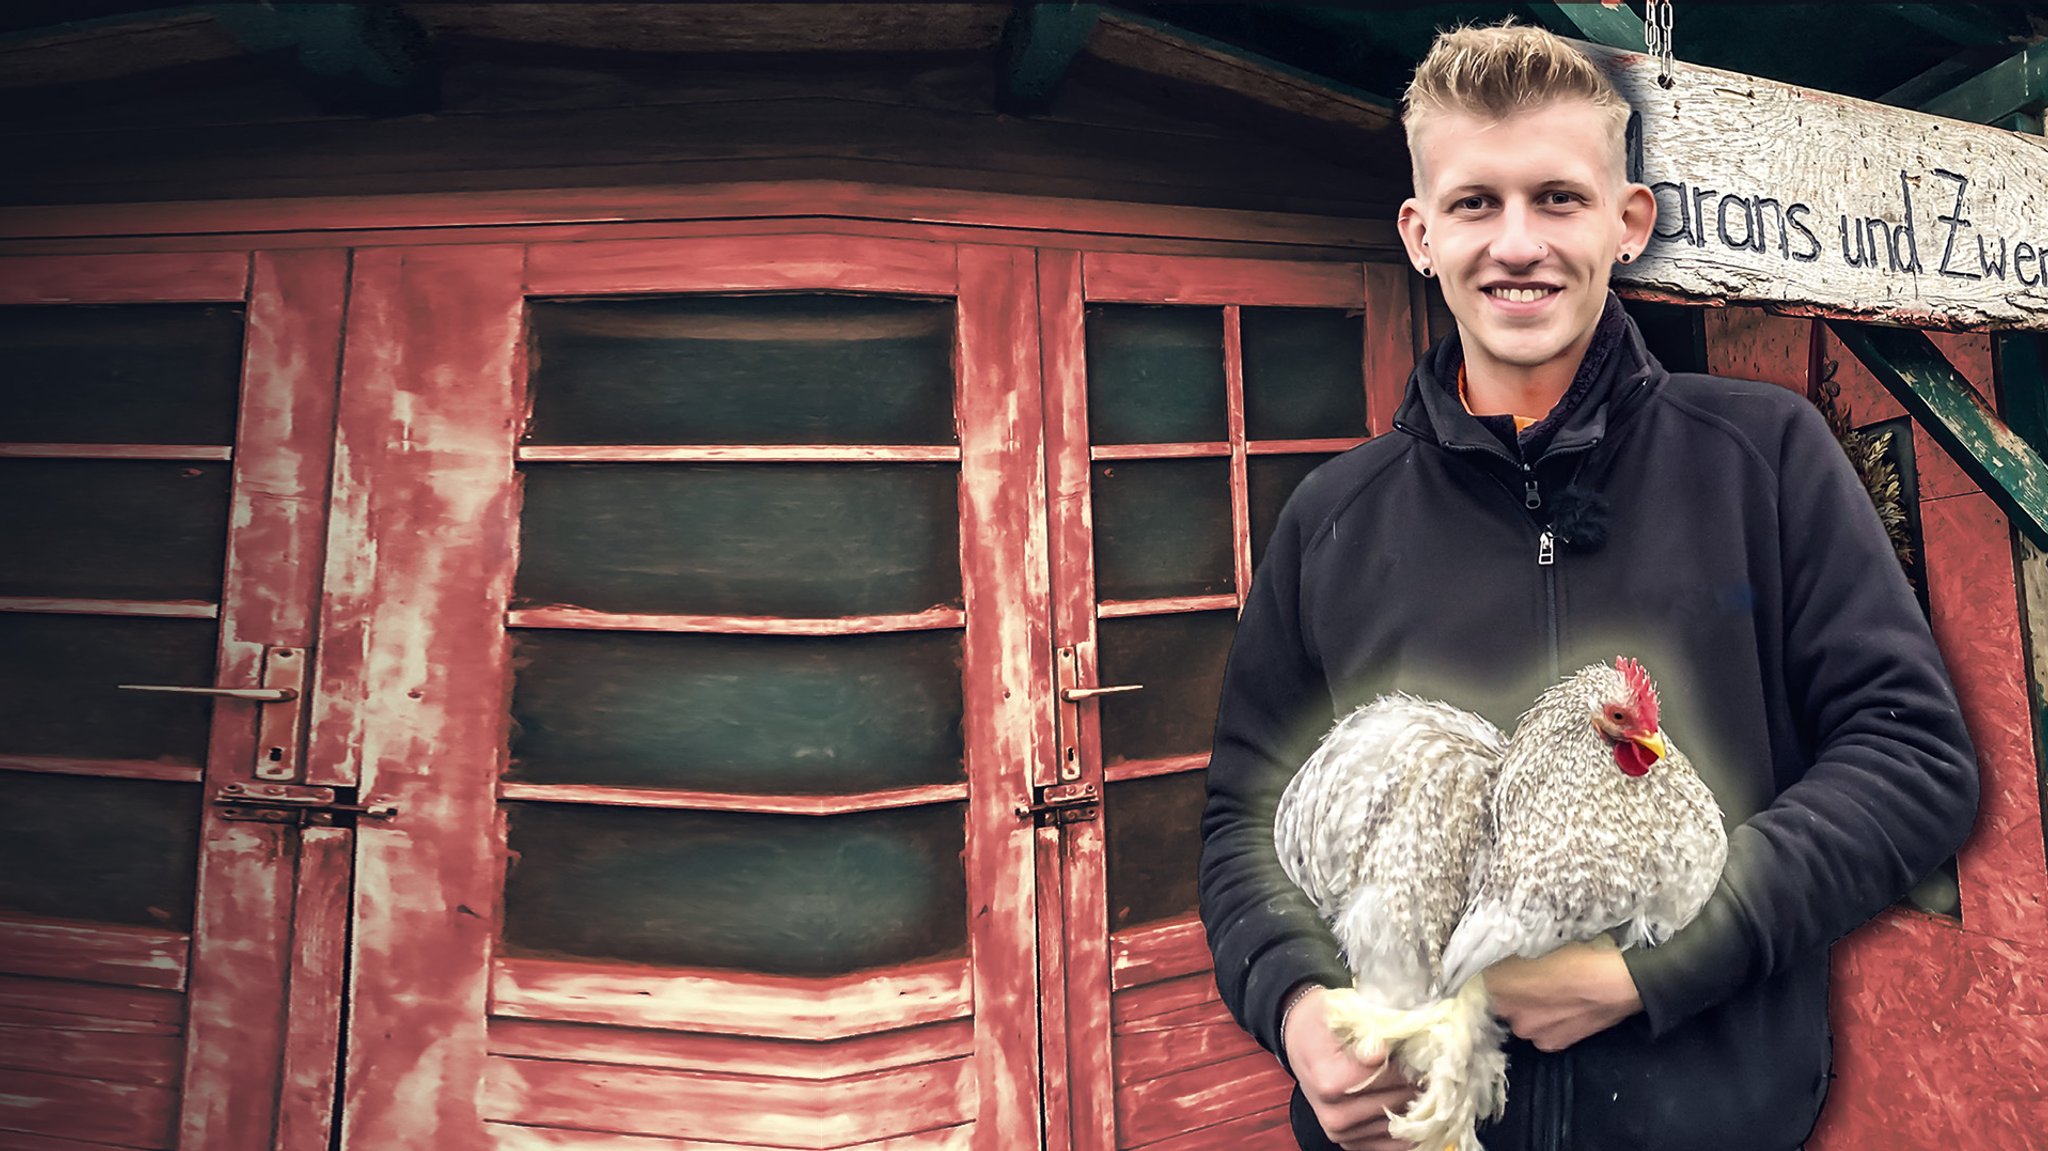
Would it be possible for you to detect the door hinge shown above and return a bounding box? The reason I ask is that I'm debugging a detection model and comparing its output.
[213,782,397,827]
[1016,781,1100,826]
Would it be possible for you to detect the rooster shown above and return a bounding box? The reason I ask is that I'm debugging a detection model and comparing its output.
[1274,658,1726,1151]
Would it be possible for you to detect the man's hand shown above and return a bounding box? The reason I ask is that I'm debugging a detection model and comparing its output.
[1282,987,1422,1151]
[1483,938,1643,1052]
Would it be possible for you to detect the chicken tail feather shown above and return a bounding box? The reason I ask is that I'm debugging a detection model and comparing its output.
[1325,980,1507,1151]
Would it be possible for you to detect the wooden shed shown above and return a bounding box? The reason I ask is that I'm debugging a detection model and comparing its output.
[0,4,2043,1150]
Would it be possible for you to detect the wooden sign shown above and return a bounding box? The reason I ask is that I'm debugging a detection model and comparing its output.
[1582,43,2048,331]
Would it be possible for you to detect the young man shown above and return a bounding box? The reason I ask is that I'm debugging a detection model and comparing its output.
[1200,23,1979,1151]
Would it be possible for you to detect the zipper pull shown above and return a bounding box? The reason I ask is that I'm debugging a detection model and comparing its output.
[1537,530,1556,566]
[1524,480,1542,509]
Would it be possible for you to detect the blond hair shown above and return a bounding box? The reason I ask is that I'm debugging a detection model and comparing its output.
[1402,22,1631,184]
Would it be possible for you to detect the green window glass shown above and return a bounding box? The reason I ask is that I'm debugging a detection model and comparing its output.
[1095,610,1236,766]
[1240,307,1366,441]
[1089,459,1232,602]
[516,463,962,617]
[1105,771,1205,932]
[0,459,232,600]
[0,304,243,445]
[500,802,968,975]
[1085,305,1226,445]
[0,772,202,931]
[1248,453,1339,571]
[526,295,956,446]
[0,615,219,764]
[509,629,965,794]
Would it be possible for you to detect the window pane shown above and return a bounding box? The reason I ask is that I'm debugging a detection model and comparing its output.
[0,304,243,446]
[0,615,219,764]
[1105,770,1204,932]
[516,463,961,617]
[526,295,956,446]
[1085,305,1226,444]
[0,772,201,931]
[1096,610,1235,766]
[500,802,967,975]
[1241,307,1365,441]
[1249,454,1336,572]
[1090,459,1232,602]
[0,460,232,600]
[509,630,964,793]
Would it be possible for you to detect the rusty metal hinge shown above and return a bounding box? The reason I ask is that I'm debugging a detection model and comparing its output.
[1015,781,1099,826]
[213,782,397,827]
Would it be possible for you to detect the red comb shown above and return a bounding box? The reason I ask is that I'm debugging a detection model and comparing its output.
[1616,656,1660,731]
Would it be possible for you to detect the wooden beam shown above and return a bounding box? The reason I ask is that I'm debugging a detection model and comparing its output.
[996,3,1101,114]
[1827,320,2048,548]
[1525,1,1644,51]
[204,2,437,114]
[1088,9,1396,133]
[1919,44,2048,126]
[1890,3,2026,47]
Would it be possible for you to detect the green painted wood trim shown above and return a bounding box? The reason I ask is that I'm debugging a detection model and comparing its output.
[1525,1,1645,51]
[1889,2,2026,47]
[1828,320,2048,548]
[1997,332,2048,458]
[996,3,1101,114]
[1920,45,2048,126]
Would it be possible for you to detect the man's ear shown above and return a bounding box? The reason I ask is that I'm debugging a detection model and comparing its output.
[1398,198,1431,274]
[1618,181,1657,257]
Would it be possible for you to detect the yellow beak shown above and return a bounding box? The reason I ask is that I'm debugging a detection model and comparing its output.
[1631,731,1669,762]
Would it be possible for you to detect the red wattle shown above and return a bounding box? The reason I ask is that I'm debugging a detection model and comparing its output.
[1615,740,1655,777]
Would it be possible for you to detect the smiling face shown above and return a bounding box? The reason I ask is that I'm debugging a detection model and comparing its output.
[1398,98,1656,399]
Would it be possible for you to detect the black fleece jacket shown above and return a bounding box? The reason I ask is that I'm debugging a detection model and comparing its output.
[1199,301,1980,1151]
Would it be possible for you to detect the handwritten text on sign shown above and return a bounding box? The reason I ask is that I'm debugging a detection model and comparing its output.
[1582,43,2048,330]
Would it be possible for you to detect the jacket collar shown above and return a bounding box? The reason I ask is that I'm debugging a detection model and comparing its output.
[1393,293,1666,465]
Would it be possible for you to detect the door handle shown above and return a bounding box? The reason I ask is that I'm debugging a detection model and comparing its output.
[1059,683,1144,702]
[117,645,309,781]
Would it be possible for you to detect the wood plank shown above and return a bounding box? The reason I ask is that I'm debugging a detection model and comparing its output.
[1588,43,2048,330]
[1112,1050,1293,1151]
[504,606,965,636]
[483,1054,974,1148]
[516,446,961,463]
[1109,918,1211,992]
[0,1023,181,1088]
[1087,12,1395,136]
[180,247,351,1151]
[0,183,1400,254]
[1224,306,1252,604]
[526,234,958,297]
[491,957,972,1040]
[1037,247,1118,1151]
[1243,438,1365,456]
[0,919,187,992]
[494,782,968,816]
[1111,974,1220,1030]
[1362,263,1414,438]
[0,446,232,461]
[487,1017,974,1081]
[954,243,1052,1151]
[0,755,202,784]
[0,976,182,1032]
[0,254,249,304]
[1095,596,1237,618]
[1102,754,1210,784]
[1083,253,1364,307]
[1089,443,1231,461]
[0,1130,169,1151]
[0,1067,175,1148]
[485,1119,973,1151]
[0,598,217,620]
[273,825,351,1151]
[1112,1006,1261,1087]
[1122,1105,1293,1151]
[329,246,528,1150]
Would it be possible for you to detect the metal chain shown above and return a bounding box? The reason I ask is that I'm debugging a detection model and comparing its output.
[1645,0,1676,89]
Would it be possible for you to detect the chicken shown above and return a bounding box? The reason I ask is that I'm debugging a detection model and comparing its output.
[1274,658,1727,1151]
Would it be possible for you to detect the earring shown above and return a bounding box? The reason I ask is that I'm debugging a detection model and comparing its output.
[1419,265,1435,278]
[1618,252,1635,263]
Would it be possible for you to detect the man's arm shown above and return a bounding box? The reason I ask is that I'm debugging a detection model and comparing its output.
[1624,396,1981,1035]
[1199,487,1352,1063]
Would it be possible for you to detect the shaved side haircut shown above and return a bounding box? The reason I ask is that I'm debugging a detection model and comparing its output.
[1402,22,1632,187]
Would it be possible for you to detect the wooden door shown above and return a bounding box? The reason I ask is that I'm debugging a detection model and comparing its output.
[1036,252,1414,1151]
[0,250,351,1150]
[333,238,1048,1151]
